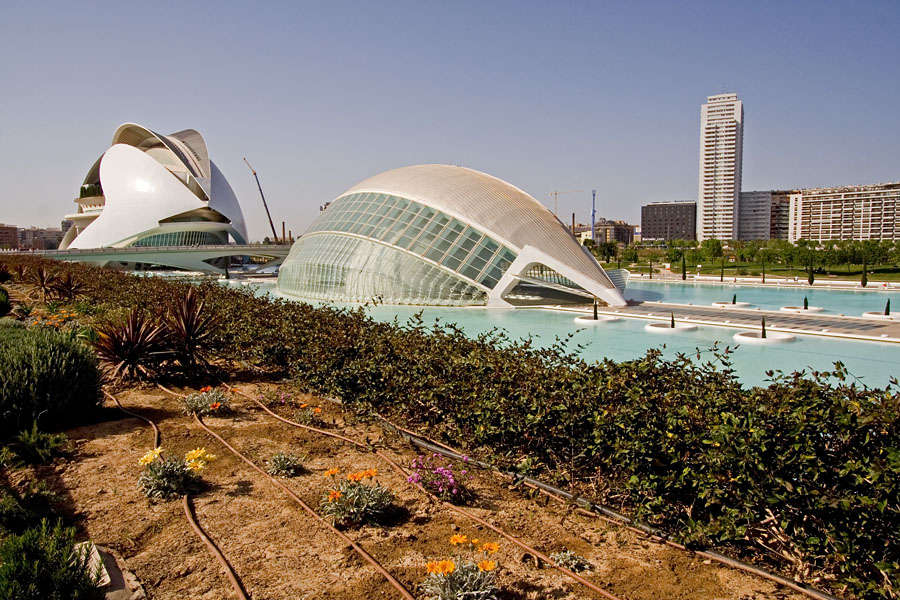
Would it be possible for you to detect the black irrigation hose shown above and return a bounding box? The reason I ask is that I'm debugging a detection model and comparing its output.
[377,417,843,600]
[223,384,624,600]
[105,389,248,599]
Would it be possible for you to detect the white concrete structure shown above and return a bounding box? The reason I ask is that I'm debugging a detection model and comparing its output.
[787,182,900,242]
[61,124,247,254]
[278,164,627,307]
[698,93,743,241]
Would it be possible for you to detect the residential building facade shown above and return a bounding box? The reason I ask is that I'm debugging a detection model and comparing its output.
[0,224,18,249]
[737,191,772,240]
[641,201,696,241]
[697,93,743,241]
[787,182,900,243]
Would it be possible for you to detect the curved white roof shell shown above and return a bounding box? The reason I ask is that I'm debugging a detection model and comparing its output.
[62,123,247,251]
[278,164,626,307]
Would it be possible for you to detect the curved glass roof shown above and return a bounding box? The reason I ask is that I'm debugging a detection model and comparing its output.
[278,165,627,307]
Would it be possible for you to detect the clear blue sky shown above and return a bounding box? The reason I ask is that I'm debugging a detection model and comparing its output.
[2,1,898,241]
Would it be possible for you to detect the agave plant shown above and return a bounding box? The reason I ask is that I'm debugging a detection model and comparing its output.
[13,263,28,282]
[28,266,57,302]
[93,308,169,379]
[164,286,218,375]
[52,272,85,301]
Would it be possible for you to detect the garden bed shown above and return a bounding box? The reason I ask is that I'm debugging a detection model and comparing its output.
[34,384,801,599]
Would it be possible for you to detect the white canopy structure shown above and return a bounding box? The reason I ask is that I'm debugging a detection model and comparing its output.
[278,164,627,307]
[61,123,247,255]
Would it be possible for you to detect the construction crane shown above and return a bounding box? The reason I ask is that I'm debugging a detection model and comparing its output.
[243,157,279,243]
[548,189,584,218]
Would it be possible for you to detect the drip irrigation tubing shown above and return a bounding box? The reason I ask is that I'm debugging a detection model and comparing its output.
[375,416,843,600]
[105,389,248,599]
[103,389,161,448]
[182,495,250,600]
[189,411,417,600]
[217,383,625,600]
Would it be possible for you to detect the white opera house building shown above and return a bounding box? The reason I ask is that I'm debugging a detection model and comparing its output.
[277,164,627,307]
[61,123,248,255]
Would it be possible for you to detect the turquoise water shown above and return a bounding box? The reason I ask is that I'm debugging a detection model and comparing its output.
[229,280,900,390]
[626,280,895,315]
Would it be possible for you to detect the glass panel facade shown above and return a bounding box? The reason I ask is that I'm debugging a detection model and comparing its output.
[129,230,225,247]
[282,192,518,304]
[278,234,487,306]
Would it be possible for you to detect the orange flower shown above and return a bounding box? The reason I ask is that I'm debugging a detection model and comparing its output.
[426,560,455,575]
[208,402,221,410]
[327,489,342,502]
[481,542,500,554]
[449,534,468,546]
[346,472,364,482]
[470,538,479,547]
[300,403,308,408]
[200,386,213,393]
[363,468,377,478]
[313,407,322,414]
[477,560,496,572]
[324,468,340,477]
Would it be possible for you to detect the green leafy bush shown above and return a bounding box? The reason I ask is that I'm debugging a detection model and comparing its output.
[266,452,306,477]
[181,388,231,416]
[138,454,205,501]
[8,423,69,465]
[0,480,57,535]
[0,287,9,318]
[549,550,592,573]
[320,469,394,527]
[0,326,102,440]
[0,519,104,600]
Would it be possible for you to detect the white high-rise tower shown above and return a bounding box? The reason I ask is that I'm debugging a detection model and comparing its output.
[697,93,743,241]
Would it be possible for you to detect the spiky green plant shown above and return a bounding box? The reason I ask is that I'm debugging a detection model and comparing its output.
[28,267,56,303]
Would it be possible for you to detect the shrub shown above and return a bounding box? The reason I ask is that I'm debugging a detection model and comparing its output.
[0,519,104,600]
[292,405,324,426]
[8,423,70,465]
[549,550,592,573]
[92,308,168,379]
[266,452,306,477]
[0,480,57,535]
[27,266,56,302]
[0,287,9,318]
[137,448,214,500]
[51,273,85,302]
[0,267,10,284]
[421,534,501,600]
[407,454,474,505]
[182,387,231,416]
[0,326,102,440]
[319,468,394,527]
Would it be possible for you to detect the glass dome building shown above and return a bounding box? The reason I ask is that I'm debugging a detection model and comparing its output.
[278,165,627,307]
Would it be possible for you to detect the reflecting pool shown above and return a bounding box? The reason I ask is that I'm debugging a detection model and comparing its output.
[233,280,900,389]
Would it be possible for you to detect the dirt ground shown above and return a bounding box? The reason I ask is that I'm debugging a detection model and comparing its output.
[28,382,807,600]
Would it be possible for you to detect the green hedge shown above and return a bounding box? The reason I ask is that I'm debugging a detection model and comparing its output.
[0,287,9,318]
[0,520,104,600]
[3,256,899,598]
[0,326,102,440]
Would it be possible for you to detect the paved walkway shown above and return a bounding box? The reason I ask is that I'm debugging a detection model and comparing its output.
[561,301,900,343]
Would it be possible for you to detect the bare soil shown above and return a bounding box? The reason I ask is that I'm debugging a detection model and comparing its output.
[32,382,806,600]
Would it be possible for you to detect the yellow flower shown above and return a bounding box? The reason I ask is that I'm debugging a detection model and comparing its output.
[138,447,162,465]
[186,459,205,472]
[324,467,340,477]
[481,542,500,554]
[477,560,496,572]
[328,489,342,502]
[449,534,468,546]
[470,538,479,547]
[185,447,208,462]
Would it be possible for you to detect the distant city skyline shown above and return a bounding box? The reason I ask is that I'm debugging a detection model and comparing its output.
[2,1,899,241]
